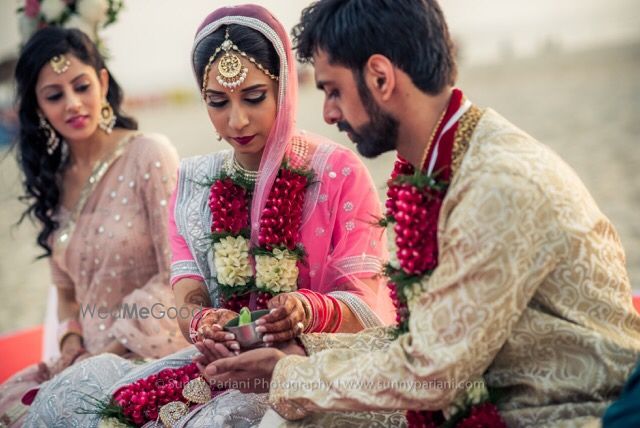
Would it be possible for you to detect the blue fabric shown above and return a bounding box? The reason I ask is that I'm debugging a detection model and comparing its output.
[602,358,640,427]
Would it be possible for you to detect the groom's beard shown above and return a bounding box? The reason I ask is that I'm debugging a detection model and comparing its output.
[343,75,398,158]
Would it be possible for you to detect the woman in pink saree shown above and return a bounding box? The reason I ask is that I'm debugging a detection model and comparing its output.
[23,5,395,427]
[170,4,396,350]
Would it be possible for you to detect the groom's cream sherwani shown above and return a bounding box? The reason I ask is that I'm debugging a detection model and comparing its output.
[269,108,640,427]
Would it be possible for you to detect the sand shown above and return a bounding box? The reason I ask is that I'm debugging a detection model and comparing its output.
[1,42,638,333]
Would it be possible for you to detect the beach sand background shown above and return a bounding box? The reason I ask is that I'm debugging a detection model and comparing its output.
[1,42,639,333]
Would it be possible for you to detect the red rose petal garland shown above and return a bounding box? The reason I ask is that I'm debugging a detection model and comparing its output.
[209,177,250,236]
[382,158,447,333]
[456,403,507,428]
[112,364,201,425]
[208,173,255,310]
[258,168,308,251]
[85,363,207,427]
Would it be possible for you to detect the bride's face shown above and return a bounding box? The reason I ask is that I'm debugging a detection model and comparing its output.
[203,56,278,159]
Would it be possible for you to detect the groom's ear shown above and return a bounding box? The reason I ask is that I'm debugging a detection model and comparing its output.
[364,54,395,102]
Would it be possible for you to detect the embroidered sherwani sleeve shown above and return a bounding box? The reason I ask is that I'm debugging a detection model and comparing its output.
[299,326,396,355]
[270,172,566,416]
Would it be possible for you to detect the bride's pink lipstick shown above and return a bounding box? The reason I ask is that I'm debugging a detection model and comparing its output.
[232,135,256,146]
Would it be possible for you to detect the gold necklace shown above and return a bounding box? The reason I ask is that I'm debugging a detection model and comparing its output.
[225,154,259,182]
[224,138,309,182]
[419,106,448,171]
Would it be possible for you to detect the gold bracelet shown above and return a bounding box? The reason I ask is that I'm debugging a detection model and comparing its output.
[292,292,313,332]
[57,318,84,350]
[59,331,83,351]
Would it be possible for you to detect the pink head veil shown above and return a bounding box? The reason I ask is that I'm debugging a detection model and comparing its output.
[192,4,298,247]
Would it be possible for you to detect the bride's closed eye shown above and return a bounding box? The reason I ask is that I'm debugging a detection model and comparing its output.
[207,91,267,109]
[245,91,267,104]
[207,93,228,108]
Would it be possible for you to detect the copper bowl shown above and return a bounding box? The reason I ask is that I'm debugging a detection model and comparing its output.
[223,309,270,350]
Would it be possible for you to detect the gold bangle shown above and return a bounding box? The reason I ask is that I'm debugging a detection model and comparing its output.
[292,292,313,332]
[59,332,83,351]
[57,318,83,350]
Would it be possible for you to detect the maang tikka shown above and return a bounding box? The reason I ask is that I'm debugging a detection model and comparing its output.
[216,28,248,90]
[201,27,278,96]
[50,54,70,74]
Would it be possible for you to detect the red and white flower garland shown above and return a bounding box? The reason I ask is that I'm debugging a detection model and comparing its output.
[208,161,312,311]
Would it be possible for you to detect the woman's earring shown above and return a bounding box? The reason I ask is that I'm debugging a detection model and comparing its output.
[216,133,222,142]
[38,112,60,155]
[98,99,117,134]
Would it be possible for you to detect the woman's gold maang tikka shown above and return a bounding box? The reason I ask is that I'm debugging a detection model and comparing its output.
[201,28,278,96]
[50,54,70,74]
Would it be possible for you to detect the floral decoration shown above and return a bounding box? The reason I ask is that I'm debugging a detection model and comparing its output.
[17,0,124,48]
[207,160,313,312]
[82,363,207,427]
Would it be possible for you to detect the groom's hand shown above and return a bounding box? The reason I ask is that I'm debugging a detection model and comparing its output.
[203,347,288,393]
[193,327,239,371]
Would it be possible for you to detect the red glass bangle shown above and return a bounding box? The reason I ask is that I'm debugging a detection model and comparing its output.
[326,295,343,333]
[298,289,335,333]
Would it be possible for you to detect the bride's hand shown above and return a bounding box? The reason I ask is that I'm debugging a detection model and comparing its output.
[196,308,237,342]
[255,293,306,345]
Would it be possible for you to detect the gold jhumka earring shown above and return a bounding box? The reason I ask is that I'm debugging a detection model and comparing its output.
[38,112,60,155]
[98,99,116,134]
[201,27,278,96]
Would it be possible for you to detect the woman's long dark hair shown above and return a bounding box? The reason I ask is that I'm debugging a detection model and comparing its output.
[14,27,138,257]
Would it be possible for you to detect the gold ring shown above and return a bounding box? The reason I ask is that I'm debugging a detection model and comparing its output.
[295,321,305,333]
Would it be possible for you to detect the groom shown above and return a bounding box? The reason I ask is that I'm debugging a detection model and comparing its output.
[202,0,640,425]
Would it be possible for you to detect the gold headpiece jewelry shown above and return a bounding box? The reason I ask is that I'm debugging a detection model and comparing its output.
[50,54,70,74]
[201,28,278,96]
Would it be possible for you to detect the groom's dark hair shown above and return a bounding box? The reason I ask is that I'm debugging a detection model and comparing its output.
[292,0,457,95]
